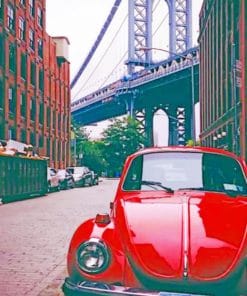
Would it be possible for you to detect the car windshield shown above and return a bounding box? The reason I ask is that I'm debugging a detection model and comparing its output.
[67,167,84,174]
[48,168,56,176]
[57,170,66,177]
[123,152,247,195]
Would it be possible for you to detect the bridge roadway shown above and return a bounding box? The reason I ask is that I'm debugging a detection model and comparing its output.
[72,47,199,127]
[0,179,119,296]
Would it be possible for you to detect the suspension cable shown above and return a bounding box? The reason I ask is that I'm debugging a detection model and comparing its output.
[70,0,122,89]
[153,13,169,37]
[99,50,128,88]
[72,13,128,100]
[152,0,161,12]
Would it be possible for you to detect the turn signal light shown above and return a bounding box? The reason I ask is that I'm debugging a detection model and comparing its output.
[95,213,111,225]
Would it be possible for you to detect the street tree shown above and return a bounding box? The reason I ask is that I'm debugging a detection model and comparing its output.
[102,116,146,176]
[78,140,107,173]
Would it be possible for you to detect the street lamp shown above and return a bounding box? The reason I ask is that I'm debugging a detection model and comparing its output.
[138,47,196,142]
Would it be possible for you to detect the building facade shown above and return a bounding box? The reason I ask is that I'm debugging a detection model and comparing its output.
[0,0,71,168]
[198,0,246,161]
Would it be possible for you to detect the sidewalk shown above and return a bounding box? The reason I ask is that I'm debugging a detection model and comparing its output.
[0,179,119,296]
[37,268,67,296]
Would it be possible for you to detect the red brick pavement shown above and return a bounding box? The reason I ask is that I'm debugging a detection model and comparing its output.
[0,179,119,296]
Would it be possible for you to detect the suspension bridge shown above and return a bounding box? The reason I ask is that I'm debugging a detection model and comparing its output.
[70,0,200,146]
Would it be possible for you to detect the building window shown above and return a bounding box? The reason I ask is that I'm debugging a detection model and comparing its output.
[30,131,35,146]
[19,17,25,40]
[37,7,43,27]
[63,116,66,134]
[8,127,16,140]
[0,120,4,139]
[0,0,4,21]
[21,129,26,143]
[21,53,27,80]
[46,138,50,156]
[38,38,43,58]
[39,101,44,124]
[29,0,34,17]
[29,29,34,50]
[8,87,15,114]
[7,5,15,31]
[53,110,56,129]
[47,106,50,127]
[0,34,4,66]
[39,68,44,91]
[20,0,26,6]
[58,114,61,131]
[9,43,16,73]
[0,79,4,110]
[30,97,36,121]
[52,139,56,161]
[39,135,43,147]
[20,92,26,117]
[30,61,36,85]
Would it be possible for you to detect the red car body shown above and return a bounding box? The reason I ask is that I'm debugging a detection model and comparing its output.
[63,147,247,296]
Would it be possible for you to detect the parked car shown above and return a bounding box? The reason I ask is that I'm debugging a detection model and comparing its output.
[57,169,75,190]
[63,146,247,296]
[47,167,60,192]
[66,166,93,187]
[91,170,99,185]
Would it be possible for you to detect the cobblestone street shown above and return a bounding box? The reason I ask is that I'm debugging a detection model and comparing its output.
[0,179,119,296]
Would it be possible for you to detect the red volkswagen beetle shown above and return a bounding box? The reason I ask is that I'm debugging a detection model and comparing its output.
[62,147,247,296]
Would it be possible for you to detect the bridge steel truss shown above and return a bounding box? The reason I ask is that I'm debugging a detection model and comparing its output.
[72,0,195,146]
[72,48,199,147]
[126,0,193,145]
[127,0,192,74]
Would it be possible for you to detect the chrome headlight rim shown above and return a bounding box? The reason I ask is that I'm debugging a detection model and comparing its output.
[76,238,110,274]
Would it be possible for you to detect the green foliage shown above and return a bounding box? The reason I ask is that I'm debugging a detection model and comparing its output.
[70,116,146,177]
[79,140,106,174]
[71,119,89,142]
[186,139,201,147]
[102,116,146,176]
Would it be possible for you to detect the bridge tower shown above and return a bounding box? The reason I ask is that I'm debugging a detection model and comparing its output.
[127,0,192,73]
[126,0,192,146]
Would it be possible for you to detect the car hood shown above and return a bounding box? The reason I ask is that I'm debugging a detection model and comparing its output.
[116,191,247,281]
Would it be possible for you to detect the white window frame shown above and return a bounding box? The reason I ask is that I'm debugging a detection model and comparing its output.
[7,5,14,30]
[29,29,34,49]
[19,17,25,40]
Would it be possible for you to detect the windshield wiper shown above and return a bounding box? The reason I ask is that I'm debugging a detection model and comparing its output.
[141,180,174,193]
[178,187,206,191]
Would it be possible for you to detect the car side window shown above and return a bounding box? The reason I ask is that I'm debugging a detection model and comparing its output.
[123,155,143,190]
[202,154,247,193]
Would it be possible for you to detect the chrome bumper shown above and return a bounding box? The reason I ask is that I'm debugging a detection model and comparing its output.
[62,278,208,296]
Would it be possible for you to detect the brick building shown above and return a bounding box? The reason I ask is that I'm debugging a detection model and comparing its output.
[0,0,71,168]
[198,0,246,161]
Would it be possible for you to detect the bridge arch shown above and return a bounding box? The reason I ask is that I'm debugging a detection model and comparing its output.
[153,109,169,146]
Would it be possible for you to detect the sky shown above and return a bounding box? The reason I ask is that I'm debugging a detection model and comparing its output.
[46,0,203,142]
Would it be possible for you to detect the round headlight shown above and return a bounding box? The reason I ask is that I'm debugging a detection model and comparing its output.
[76,238,110,274]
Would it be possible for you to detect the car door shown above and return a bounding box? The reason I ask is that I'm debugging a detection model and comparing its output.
[83,167,93,186]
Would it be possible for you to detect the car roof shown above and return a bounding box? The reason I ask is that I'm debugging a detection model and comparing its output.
[130,146,240,160]
[67,166,88,169]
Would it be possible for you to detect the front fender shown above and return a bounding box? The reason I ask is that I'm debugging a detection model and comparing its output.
[67,217,126,285]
